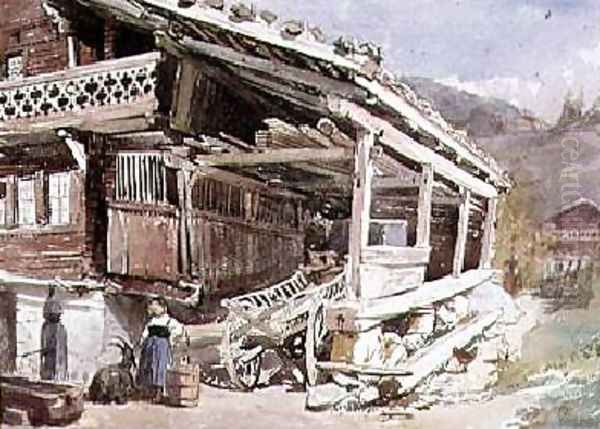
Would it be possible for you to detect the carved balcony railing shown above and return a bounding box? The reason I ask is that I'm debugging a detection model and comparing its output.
[0,52,160,123]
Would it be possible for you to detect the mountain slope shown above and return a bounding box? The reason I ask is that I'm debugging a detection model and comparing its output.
[402,77,598,218]
[404,76,547,138]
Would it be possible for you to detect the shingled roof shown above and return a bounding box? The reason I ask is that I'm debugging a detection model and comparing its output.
[47,0,511,193]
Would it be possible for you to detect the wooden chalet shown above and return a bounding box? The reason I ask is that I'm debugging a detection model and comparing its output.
[0,0,510,389]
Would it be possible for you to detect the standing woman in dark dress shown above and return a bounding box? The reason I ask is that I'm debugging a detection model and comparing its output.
[137,297,184,402]
[40,286,68,381]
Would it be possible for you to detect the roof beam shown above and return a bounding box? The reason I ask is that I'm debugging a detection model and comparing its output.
[156,32,367,102]
[194,147,352,167]
[354,77,509,187]
[329,97,498,199]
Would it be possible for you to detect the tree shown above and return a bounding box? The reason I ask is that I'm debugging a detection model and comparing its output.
[494,181,553,294]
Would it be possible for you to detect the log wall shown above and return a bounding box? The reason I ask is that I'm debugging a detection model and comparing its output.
[0,292,16,373]
[0,169,91,280]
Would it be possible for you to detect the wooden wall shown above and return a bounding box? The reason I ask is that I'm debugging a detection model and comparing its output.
[0,169,91,280]
[107,203,179,281]
[0,292,16,373]
[464,208,484,272]
[104,151,305,300]
[188,176,304,300]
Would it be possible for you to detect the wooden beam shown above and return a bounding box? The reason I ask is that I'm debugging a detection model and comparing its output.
[349,129,375,299]
[479,198,498,269]
[453,187,471,277]
[194,148,352,166]
[328,98,498,199]
[182,162,308,200]
[396,311,499,396]
[354,77,509,188]
[156,32,365,101]
[178,169,191,277]
[360,269,498,320]
[416,163,434,247]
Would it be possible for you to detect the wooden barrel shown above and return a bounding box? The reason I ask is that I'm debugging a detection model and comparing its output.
[165,363,201,407]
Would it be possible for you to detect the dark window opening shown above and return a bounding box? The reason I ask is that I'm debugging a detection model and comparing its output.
[75,17,105,65]
[114,28,155,58]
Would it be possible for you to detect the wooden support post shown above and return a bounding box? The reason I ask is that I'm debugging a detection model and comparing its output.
[479,198,498,269]
[453,187,471,277]
[416,163,434,248]
[5,175,16,227]
[34,170,46,225]
[177,170,191,277]
[349,129,374,299]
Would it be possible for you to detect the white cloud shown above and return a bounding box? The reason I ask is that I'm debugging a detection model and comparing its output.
[435,75,543,109]
[578,42,600,68]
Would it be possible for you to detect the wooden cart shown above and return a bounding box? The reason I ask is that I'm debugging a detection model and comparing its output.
[0,375,84,426]
[219,269,347,390]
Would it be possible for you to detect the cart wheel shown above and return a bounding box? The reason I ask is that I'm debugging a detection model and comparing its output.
[305,300,326,386]
[286,334,306,360]
[234,353,262,391]
[222,314,263,391]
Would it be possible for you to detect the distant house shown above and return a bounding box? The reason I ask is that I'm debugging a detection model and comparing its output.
[542,198,600,279]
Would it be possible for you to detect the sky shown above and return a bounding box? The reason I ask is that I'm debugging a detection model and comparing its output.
[250,0,600,122]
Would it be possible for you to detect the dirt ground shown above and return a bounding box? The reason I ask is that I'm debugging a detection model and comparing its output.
[23,385,532,429]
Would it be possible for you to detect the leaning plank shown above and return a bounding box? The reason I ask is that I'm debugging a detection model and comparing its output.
[195,148,352,166]
[360,269,497,320]
[316,361,412,376]
[396,311,500,395]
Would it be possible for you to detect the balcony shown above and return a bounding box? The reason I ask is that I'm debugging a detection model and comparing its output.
[0,52,160,131]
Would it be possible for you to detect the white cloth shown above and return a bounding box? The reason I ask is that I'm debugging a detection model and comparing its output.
[141,314,185,347]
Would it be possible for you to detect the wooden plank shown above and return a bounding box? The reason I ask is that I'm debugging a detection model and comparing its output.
[453,188,471,277]
[172,60,202,131]
[360,269,497,320]
[359,265,424,300]
[416,163,434,247]
[328,98,498,199]
[194,148,352,166]
[155,32,364,100]
[316,361,412,376]
[349,130,374,299]
[177,170,189,276]
[396,311,500,395]
[361,246,430,266]
[479,198,497,269]
[354,77,509,188]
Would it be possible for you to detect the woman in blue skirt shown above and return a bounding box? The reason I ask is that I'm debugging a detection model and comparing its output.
[137,297,185,402]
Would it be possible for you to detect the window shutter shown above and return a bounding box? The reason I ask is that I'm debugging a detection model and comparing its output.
[17,178,35,225]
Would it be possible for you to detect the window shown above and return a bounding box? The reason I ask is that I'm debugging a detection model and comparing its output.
[48,172,70,225]
[0,181,6,226]
[116,153,172,204]
[6,55,23,81]
[17,178,35,225]
[368,220,408,247]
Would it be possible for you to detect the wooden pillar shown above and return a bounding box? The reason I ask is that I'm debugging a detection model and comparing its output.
[34,170,46,225]
[349,129,374,299]
[67,36,77,69]
[177,170,191,277]
[479,197,498,269]
[453,187,471,277]
[416,163,434,247]
[5,175,16,227]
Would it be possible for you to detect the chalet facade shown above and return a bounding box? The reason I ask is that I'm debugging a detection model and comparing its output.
[0,0,510,394]
[543,198,600,279]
